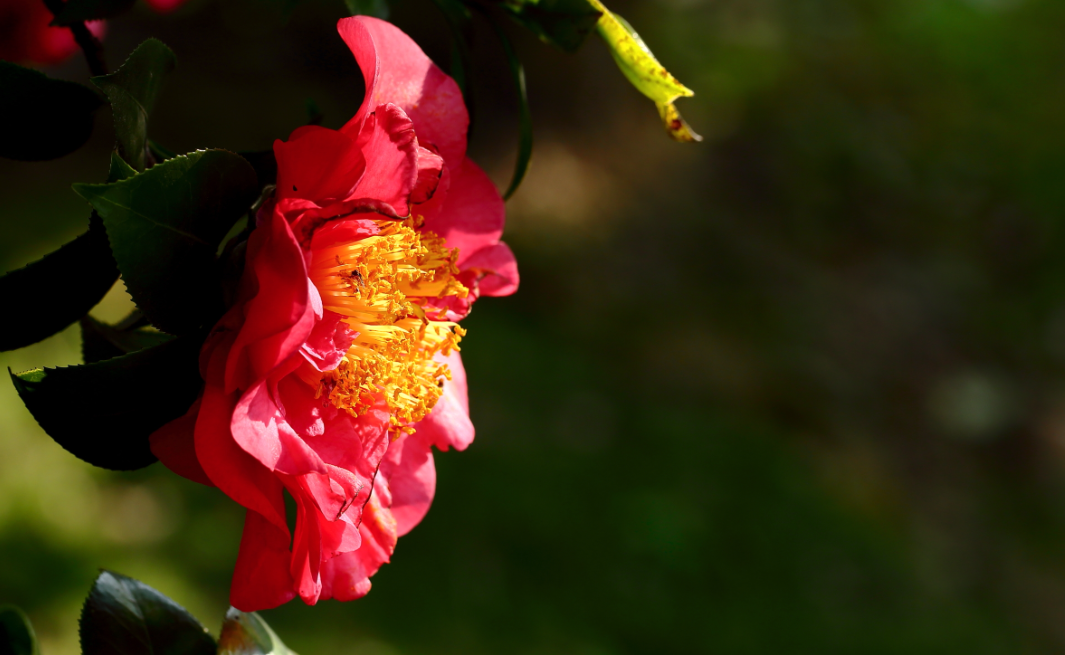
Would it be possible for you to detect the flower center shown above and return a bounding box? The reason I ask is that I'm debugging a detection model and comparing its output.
[306,218,468,432]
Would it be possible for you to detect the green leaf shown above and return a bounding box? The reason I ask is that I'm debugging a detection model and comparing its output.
[74,149,259,335]
[218,608,297,655]
[11,335,204,470]
[92,39,177,171]
[588,2,701,142]
[482,10,533,199]
[50,0,136,26]
[0,606,39,655]
[80,315,173,364]
[0,214,119,352]
[80,571,216,655]
[108,149,138,183]
[0,61,104,161]
[344,0,388,18]
[494,0,602,53]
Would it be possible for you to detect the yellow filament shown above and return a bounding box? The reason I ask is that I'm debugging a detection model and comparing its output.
[307,218,468,432]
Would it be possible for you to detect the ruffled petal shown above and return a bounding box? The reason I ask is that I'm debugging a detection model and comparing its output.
[318,493,397,601]
[380,431,436,537]
[348,103,420,217]
[414,350,474,451]
[459,241,520,298]
[412,144,445,205]
[301,310,357,372]
[225,212,316,392]
[338,16,468,173]
[230,509,297,612]
[424,158,506,266]
[197,346,289,532]
[274,125,366,203]
[231,380,329,477]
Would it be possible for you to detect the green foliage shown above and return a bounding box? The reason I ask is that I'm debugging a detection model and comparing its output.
[92,40,177,171]
[431,0,474,105]
[0,215,119,352]
[218,609,298,655]
[49,0,136,26]
[0,606,38,655]
[492,0,602,53]
[80,315,173,364]
[0,62,104,162]
[343,0,388,19]
[74,149,259,336]
[10,335,203,470]
[80,571,215,655]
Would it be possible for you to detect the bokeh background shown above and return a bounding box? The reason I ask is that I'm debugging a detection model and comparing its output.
[5,0,1065,651]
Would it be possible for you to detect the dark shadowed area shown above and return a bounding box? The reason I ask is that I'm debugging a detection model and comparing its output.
[4,0,1065,652]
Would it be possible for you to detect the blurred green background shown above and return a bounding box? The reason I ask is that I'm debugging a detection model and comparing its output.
[6,0,1065,651]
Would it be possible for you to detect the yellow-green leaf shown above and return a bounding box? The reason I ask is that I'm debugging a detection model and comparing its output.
[589,0,700,142]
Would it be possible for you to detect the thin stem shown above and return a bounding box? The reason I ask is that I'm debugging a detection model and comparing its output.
[41,0,108,77]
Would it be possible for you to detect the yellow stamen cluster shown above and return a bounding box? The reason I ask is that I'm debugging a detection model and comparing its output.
[307,218,468,433]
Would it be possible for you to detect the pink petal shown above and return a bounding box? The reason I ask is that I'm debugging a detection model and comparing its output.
[231,381,329,477]
[423,158,506,266]
[337,16,468,173]
[380,431,436,537]
[459,241,520,297]
[318,494,397,601]
[149,396,213,487]
[300,310,357,372]
[225,212,316,392]
[412,144,445,205]
[274,125,366,203]
[348,103,420,217]
[414,350,474,451]
[196,347,289,533]
[231,510,297,612]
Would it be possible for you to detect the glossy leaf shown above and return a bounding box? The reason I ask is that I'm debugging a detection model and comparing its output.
[11,334,204,470]
[218,608,297,655]
[0,61,104,161]
[80,315,173,364]
[74,149,259,335]
[80,571,216,655]
[588,2,700,142]
[494,0,601,53]
[0,606,38,655]
[92,39,177,171]
[50,0,135,25]
[344,0,388,18]
[0,214,119,352]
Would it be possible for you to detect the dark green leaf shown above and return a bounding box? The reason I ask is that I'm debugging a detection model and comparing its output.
[108,149,137,183]
[73,149,259,335]
[0,61,104,161]
[50,0,135,26]
[0,606,38,655]
[11,335,203,470]
[80,315,173,364]
[492,0,601,52]
[148,139,178,163]
[218,608,297,655]
[92,39,177,171]
[344,0,388,18]
[0,214,119,352]
[80,571,216,655]
[482,10,533,199]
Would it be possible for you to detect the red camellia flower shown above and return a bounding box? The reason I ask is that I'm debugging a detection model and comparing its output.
[150,16,518,611]
[0,0,104,66]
